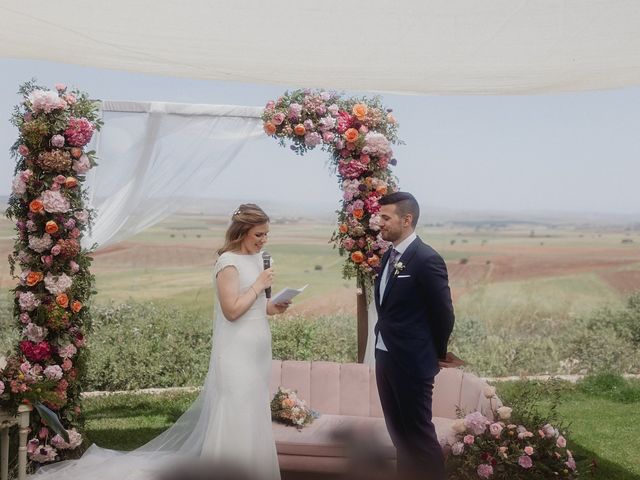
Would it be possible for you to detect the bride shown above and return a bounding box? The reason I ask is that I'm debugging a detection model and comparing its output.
[34,203,289,480]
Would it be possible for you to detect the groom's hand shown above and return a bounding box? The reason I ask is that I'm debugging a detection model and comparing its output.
[439,352,466,369]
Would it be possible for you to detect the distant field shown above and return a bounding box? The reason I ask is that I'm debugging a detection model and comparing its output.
[2,214,639,376]
[1,214,639,321]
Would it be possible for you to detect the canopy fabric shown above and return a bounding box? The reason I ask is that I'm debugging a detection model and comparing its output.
[2,0,640,94]
[83,101,263,249]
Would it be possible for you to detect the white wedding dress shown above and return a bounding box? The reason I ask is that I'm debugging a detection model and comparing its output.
[33,251,280,480]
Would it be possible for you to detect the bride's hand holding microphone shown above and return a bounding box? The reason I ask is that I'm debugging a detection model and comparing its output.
[254,264,291,315]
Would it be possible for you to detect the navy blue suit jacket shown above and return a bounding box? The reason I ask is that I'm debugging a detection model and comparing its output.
[374,236,455,379]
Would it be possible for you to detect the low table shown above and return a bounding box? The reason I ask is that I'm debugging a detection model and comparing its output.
[0,405,32,480]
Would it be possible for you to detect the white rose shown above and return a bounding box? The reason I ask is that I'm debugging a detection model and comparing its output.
[483,386,496,398]
[497,406,512,420]
[451,442,465,456]
[452,419,466,434]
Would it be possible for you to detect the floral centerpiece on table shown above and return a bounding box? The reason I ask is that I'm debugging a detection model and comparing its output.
[271,386,319,430]
[0,80,101,465]
[262,90,402,287]
[446,387,578,479]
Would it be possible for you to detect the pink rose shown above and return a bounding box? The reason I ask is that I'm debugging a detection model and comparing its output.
[62,358,73,371]
[272,112,285,125]
[27,439,39,455]
[20,313,31,324]
[322,131,335,143]
[74,209,89,224]
[39,427,49,439]
[359,125,369,134]
[518,455,533,469]
[18,144,29,156]
[55,83,66,91]
[524,446,534,456]
[69,261,80,274]
[477,464,493,479]
[489,422,504,438]
[54,175,66,184]
[51,135,65,148]
[566,457,576,471]
[42,255,53,267]
[463,435,475,445]
[51,245,62,256]
[556,436,566,448]
[69,228,81,239]
[72,155,91,174]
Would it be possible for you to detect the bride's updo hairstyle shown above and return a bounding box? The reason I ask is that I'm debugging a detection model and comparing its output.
[217,203,270,256]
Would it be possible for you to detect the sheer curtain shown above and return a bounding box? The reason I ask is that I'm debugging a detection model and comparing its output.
[82,101,264,250]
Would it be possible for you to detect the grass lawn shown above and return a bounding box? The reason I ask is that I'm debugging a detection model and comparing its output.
[81,375,640,479]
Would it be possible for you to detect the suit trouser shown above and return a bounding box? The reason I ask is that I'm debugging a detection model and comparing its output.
[375,349,444,480]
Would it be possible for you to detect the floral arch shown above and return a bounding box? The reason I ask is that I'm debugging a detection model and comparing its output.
[262,89,401,287]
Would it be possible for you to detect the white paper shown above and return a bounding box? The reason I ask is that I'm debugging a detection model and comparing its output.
[271,284,308,304]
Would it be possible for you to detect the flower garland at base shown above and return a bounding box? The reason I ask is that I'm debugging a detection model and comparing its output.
[446,390,578,479]
[270,387,319,430]
[0,81,101,466]
[262,90,402,287]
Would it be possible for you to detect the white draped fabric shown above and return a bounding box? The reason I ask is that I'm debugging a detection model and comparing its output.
[2,0,640,95]
[83,101,263,249]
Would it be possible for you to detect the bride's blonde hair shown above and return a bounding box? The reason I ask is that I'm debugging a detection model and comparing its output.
[217,203,270,256]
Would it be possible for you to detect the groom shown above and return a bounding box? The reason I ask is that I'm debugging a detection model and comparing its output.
[374,192,456,480]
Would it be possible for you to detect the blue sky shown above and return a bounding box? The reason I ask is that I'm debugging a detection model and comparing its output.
[2,58,639,216]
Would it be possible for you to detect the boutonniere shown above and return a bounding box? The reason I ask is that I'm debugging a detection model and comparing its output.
[393,261,405,276]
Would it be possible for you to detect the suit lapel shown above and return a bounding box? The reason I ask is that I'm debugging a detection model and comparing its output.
[375,248,391,308]
[381,237,421,303]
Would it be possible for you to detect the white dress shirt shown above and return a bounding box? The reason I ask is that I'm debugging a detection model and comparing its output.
[376,232,417,352]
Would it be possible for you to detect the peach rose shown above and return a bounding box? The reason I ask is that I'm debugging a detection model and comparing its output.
[294,124,306,136]
[65,177,78,189]
[282,398,295,408]
[351,251,365,263]
[339,224,348,234]
[386,113,397,124]
[56,293,69,308]
[353,208,364,220]
[344,128,359,143]
[71,300,82,313]
[26,271,44,287]
[70,147,83,159]
[352,103,368,120]
[45,221,59,234]
[367,255,380,267]
[376,185,388,195]
[29,199,44,214]
[263,122,276,135]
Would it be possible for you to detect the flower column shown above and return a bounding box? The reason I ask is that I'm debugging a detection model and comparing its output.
[1,82,101,465]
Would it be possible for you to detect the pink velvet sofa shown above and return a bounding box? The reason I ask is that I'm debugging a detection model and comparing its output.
[270,360,497,473]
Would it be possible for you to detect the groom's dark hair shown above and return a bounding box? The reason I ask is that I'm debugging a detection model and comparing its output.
[379,192,420,228]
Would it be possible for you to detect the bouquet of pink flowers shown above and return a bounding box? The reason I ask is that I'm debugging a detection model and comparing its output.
[270,387,319,430]
[446,395,577,479]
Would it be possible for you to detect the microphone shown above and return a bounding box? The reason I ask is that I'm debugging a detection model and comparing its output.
[262,251,272,299]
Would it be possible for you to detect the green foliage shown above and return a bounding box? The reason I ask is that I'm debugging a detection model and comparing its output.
[84,303,212,390]
[450,294,640,376]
